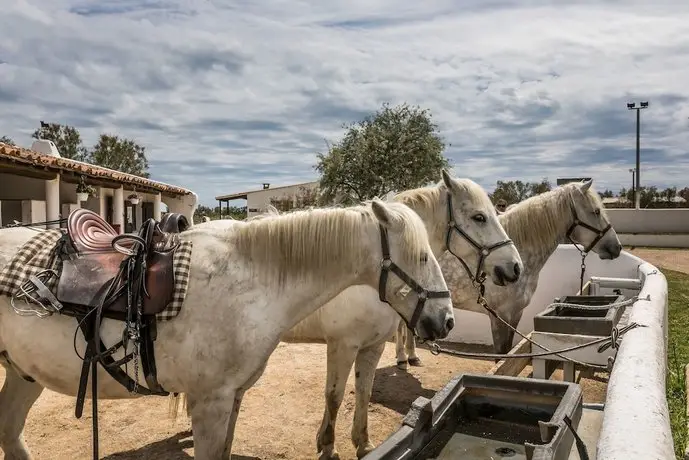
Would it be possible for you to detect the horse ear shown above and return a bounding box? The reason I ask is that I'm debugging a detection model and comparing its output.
[371,199,393,227]
[441,169,456,191]
[579,179,593,192]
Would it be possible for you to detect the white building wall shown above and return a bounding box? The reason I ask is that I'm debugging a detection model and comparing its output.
[245,182,318,217]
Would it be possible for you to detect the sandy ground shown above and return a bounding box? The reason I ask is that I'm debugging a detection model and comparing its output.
[3,247,683,460]
[626,247,689,275]
[0,340,608,460]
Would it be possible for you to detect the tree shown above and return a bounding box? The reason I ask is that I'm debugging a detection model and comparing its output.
[32,121,88,161]
[0,135,14,145]
[529,178,552,196]
[599,189,614,198]
[194,204,247,221]
[679,187,689,204]
[315,102,450,204]
[88,134,150,178]
[661,187,677,205]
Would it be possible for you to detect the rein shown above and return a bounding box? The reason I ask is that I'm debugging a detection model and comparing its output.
[377,225,451,335]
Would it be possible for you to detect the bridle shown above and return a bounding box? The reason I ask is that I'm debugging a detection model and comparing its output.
[377,225,451,335]
[565,202,612,254]
[444,193,514,285]
[565,200,613,293]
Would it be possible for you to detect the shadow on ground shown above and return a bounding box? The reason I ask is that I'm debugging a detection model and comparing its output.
[102,430,259,460]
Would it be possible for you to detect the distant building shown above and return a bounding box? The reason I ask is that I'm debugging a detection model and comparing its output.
[216,181,319,218]
[0,140,198,232]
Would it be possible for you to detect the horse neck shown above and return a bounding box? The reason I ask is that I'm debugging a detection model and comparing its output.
[501,189,575,273]
[394,188,447,258]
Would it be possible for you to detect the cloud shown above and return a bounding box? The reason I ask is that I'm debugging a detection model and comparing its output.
[1,0,689,206]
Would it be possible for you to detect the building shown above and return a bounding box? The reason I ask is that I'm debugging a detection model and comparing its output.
[0,140,198,233]
[216,181,319,218]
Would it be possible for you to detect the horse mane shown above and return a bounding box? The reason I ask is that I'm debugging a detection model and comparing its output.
[392,178,494,237]
[224,201,429,287]
[499,183,607,253]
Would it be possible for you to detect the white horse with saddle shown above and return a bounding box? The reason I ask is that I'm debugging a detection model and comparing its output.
[185,170,525,459]
[0,197,456,459]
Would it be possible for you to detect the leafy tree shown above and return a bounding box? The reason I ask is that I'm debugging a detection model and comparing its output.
[662,187,677,205]
[0,135,14,145]
[32,121,88,161]
[88,134,150,178]
[315,102,450,204]
[529,178,552,196]
[599,189,614,198]
[679,187,689,204]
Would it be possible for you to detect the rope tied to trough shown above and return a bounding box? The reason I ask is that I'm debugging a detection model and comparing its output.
[548,294,648,311]
[428,279,648,370]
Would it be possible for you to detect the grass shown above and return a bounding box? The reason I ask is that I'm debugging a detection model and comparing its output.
[666,268,689,459]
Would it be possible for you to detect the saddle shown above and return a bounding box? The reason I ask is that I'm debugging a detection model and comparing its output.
[55,209,188,316]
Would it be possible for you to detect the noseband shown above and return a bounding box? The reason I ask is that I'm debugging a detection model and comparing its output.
[565,203,612,253]
[377,225,451,334]
[444,193,514,284]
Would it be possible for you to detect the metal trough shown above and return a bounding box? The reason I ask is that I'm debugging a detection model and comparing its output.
[362,374,583,460]
[533,294,626,337]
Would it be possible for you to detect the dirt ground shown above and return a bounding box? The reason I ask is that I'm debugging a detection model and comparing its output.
[626,247,689,275]
[0,340,608,460]
[2,247,683,460]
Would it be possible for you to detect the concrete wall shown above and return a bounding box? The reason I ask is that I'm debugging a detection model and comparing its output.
[607,208,689,234]
[446,244,644,346]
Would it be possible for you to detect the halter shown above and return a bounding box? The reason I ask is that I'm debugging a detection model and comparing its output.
[444,193,515,284]
[565,202,612,254]
[565,201,613,293]
[377,225,451,334]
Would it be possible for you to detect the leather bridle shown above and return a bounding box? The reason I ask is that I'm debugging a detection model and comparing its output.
[444,193,515,285]
[377,225,451,334]
[565,202,612,254]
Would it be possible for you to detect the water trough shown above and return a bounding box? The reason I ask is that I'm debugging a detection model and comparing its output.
[362,374,583,460]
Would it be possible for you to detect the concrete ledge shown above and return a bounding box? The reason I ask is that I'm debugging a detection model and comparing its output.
[618,233,689,248]
[596,263,673,460]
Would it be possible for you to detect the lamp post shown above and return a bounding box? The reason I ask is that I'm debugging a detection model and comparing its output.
[626,101,649,209]
[629,168,635,207]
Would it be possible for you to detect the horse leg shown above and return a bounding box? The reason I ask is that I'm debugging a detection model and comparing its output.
[222,361,267,459]
[187,388,238,460]
[0,360,44,460]
[317,341,358,460]
[405,329,421,367]
[394,320,408,370]
[351,341,385,459]
[490,308,523,359]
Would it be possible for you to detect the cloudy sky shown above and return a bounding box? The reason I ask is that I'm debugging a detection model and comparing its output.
[2,0,688,206]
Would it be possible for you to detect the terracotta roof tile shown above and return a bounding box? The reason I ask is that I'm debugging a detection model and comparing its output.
[0,142,192,196]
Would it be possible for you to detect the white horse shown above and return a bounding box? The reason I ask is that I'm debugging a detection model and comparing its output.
[0,199,455,460]
[396,179,623,367]
[182,170,524,459]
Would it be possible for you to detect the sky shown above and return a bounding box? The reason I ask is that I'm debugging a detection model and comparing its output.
[1,0,689,207]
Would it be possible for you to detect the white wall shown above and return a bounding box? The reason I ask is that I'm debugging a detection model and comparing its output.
[447,244,643,346]
[246,182,319,217]
[164,191,199,225]
[607,208,689,234]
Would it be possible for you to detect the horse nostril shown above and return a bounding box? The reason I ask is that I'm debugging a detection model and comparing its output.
[513,262,521,279]
[446,317,455,332]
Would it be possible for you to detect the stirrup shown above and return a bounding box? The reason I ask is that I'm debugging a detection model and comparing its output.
[11,269,63,318]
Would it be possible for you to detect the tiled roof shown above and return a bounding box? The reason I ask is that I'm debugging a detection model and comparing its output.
[0,142,193,196]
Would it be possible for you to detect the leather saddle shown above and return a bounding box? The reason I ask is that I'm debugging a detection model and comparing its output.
[55,209,188,316]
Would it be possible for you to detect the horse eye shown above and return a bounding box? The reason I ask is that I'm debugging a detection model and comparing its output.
[472,214,486,223]
[420,253,428,264]
[594,209,601,216]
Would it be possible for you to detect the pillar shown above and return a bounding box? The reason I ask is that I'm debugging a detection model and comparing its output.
[45,174,60,229]
[98,187,107,219]
[153,193,162,221]
[113,186,124,234]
